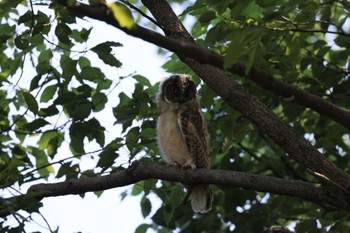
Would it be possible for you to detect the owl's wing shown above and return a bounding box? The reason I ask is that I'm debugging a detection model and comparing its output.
[178,103,209,169]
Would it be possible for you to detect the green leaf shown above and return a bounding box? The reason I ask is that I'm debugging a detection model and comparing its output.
[29,146,54,178]
[20,192,43,213]
[66,0,77,7]
[38,50,53,63]
[0,24,15,36]
[12,145,27,160]
[38,131,63,158]
[70,134,85,155]
[62,58,77,80]
[0,0,23,10]
[47,135,60,158]
[70,29,86,43]
[134,224,149,233]
[36,60,51,74]
[13,115,28,142]
[78,56,91,69]
[38,105,59,117]
[18,11,32,25]
[55,22,72,44]
[86,118,105,147]
[205,26,219,45]
[80,28,92,40]
[199,10,216,24]
[32,11,51,35]
[23,118,49,131]
[76,84,92,97]
[72,103,92,121]
[56,161,79,179]
[69,122,86,154]
[139,128,156,138]
[91,41,123,67]
[125,126,140,155]
[296,219,318,233]
[109,2,135,29]
[96,149,119,172]
[14,34,29,50]
[141,196,152,218]
[92,92,107,112]
[224,33,245,69]
[97,78,112,91]
[133,75,151,87]
[22,91,39,115]
[40,85,57,103]
[30,75,42,91]
[151,206,173,227]
[80,66,104,81]
[131,182,143,196]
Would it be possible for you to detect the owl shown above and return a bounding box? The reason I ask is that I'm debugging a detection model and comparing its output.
[156,74,213,214]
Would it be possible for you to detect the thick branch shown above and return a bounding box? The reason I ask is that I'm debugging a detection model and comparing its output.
[53,1,350,190]
[1,162,348,217]
[57,0,350,130]
[141,0,350,190]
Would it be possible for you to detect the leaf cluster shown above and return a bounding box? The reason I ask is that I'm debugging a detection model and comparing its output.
[1,0,350,232]
[0,1,126,230]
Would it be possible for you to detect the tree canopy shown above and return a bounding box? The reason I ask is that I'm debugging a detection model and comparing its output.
[1,0,350,232]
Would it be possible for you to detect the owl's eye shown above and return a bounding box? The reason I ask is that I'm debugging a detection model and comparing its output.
[171,86,178,94]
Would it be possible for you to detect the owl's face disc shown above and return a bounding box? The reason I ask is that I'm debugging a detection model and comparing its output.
[162,74,196,104]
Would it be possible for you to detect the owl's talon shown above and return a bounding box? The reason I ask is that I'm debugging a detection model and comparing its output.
[182,161,196,170]
[167,162,182,168]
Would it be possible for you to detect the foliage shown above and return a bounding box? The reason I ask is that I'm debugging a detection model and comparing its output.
[0,0,350,232]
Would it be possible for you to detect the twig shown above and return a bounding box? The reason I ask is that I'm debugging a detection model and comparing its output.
[119,0,162,29]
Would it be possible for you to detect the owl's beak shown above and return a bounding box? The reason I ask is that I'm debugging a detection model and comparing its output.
[179,94,185,103]
[179,86,188,103]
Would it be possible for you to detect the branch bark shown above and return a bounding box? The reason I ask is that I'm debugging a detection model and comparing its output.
[51,0,350,200]
[57,0,350,129]
[54,0,350,131]
[140,0,350,190]
[1,162,349,217]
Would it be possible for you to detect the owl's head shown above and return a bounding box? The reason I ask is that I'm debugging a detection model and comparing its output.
[160,74,197,104]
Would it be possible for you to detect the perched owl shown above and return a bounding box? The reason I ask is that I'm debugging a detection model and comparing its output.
[156,74,213,214]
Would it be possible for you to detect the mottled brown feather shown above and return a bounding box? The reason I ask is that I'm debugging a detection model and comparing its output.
[178,102,209,169]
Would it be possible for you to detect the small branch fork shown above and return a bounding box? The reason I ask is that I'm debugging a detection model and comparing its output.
[1,162,349,218]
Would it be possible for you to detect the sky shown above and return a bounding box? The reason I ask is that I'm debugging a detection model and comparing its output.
[2,2,192,233]
[28,26,167,232]
[26,18,167,233]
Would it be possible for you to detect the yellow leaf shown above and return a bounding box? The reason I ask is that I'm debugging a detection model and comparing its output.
[109,2,135,29]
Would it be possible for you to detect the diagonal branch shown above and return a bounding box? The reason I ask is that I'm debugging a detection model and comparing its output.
[1,162,349,218]
[53,0,350,192]
[140,0,350,190]
[54,0,350,130]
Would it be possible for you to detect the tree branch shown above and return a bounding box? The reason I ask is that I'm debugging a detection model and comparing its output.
[1,162,349,218]
[52,0,350,194]
[54,0,350,131]
[140,0,350,190]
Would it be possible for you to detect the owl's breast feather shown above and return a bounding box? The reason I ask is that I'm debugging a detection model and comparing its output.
[157,111,192,165]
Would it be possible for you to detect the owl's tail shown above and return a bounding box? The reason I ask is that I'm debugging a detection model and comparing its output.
[189,185,213,214]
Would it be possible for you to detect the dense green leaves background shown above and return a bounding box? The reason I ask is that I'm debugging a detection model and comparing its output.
[0,0,350,232]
